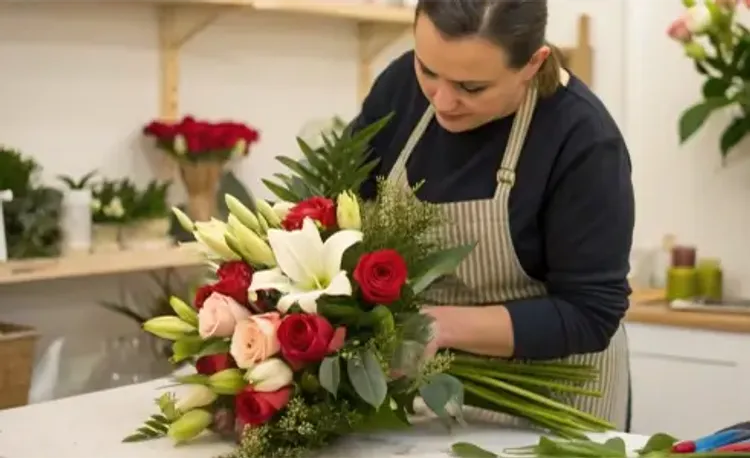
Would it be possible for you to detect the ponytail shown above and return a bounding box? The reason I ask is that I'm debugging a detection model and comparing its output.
[536,42,563,97]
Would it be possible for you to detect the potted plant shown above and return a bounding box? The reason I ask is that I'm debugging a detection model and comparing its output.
[0,146,63,259]
[121,179,173,250]
[90,179,129,252]
[57,170,97,255]
[143,115,260,222]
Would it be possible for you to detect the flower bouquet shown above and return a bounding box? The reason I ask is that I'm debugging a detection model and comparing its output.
[668,0,750,159]
[143,115,261,222]
[125,115,613,458]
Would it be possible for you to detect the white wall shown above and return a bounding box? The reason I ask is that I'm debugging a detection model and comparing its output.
[0,0,744,398]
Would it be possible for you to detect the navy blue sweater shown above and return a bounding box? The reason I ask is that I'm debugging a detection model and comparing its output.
[352,51,634,360]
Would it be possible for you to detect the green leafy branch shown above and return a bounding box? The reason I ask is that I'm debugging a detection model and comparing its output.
[676,3,750,159]
[262,113,393,202]
[122,393,180,442]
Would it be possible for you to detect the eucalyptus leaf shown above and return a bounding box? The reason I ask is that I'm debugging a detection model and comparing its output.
[319,356,341,397]
[418,373,464,421]
[347,350,387,408]
[410,243,477,295]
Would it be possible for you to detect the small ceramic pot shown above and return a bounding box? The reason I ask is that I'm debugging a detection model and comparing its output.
[121,218,172,250]
[91,223,122,253]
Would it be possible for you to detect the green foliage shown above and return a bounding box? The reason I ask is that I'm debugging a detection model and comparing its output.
[0,146,40,197]
[122,393,179,442]
[497,432,678,458]
[262,113,393,202]
[0,146,63,259]
[674,3,750,159]
[90,178,132,224]
[57,170,97,190]
[346,349,388,408]
[131,179,172,220]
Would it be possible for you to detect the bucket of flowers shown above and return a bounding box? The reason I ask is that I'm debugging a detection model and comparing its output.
[143,115,260,222]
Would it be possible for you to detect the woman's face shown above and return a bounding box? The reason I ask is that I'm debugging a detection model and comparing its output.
[413,14,548,133]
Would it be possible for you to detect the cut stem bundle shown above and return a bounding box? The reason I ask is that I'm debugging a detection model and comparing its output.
[448,354,614,439]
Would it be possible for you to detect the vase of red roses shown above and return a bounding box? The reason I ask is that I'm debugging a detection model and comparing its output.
[143,115,260,222]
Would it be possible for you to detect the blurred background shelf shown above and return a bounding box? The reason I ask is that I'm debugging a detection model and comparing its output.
[0,245,203,286]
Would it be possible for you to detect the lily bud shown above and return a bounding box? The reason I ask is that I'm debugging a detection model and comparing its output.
[175,385,218,412]
[272,201,295,221]
[225,194,261,233]
[143,316,196,340]
[208,368,247,395]
[685,41,708,60]
[336,191,361,230]
[169,296,198,327]
[245,358,294,392]
[229,221,277,267]
[194,219,241,261]
[167,409,212,443]
[172,206,195,232]
[255,198,282,228]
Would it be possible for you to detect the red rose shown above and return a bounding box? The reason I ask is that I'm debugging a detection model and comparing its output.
[282,197,337,231]
[194,261,254,309]
[277,314,338,365]
[235,386,292,427]
[195,353,236,375]
[353,249,408,304]
[194,284,215,309]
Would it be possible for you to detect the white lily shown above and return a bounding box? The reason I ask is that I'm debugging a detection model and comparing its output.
[249,217,362,313]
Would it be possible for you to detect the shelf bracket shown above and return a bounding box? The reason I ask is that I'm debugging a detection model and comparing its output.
[158,5,226,121]
[357,22,409,104]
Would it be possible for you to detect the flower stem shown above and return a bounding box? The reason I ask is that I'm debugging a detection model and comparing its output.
[452,369,614,430]
[449,364,602,397]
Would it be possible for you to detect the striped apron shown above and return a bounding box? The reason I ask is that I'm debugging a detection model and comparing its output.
[387,74,630,431]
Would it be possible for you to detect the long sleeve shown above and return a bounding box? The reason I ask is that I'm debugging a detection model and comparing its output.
[505,136,635,360]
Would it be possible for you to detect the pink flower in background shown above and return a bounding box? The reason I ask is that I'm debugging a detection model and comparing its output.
[198,293,252,338]
[667,17,692,43]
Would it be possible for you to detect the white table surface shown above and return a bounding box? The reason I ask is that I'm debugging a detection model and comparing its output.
[0,379,650,458]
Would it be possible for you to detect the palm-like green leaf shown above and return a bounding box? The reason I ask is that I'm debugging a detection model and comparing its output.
[263,113,394,202]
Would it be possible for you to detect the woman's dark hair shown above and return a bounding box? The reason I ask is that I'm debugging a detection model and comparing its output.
[415,0,561,97]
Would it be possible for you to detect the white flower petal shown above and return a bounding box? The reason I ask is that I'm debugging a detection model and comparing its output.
[322,229,363,277]
[266,219,324,285]
[249,268,292,293]
[323,271,352,297]
[277,289,323,314]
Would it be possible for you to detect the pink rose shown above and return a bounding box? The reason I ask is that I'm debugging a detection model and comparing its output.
[230,312,281,369]
[198,293,251,339]
[667,17,691,43]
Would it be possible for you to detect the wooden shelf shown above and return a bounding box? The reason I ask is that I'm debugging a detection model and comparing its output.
[166,0,415,24]
[155,1,414,120]
[0,244,204,286]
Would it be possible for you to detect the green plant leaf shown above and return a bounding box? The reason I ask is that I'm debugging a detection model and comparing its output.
[720,116,750,158]
[356,400,410,432]
[347,349,387,408]
[319,356,341,397]
[702,78,731,98]
[637,433,678,455]
[410,243,477,295]
[418,373,464,420]
[679,97,731,143]
[451,442,498,458]
[171,335,204,363]
[196,338,231,358]
[390,340,424,378]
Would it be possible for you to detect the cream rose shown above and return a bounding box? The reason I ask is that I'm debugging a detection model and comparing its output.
[230,312,281,368]
[198,293,251,339]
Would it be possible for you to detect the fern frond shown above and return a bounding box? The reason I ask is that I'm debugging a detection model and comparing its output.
[264,112,394,202]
